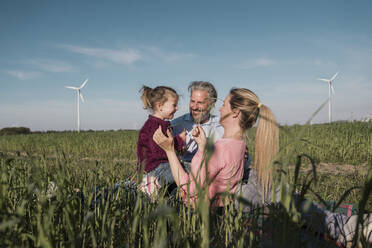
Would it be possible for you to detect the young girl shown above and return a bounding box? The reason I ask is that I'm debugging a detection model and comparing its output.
[137,85,185,190]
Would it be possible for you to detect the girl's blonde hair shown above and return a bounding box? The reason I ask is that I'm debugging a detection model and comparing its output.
[140,85,179,110]
[229,88,279,196]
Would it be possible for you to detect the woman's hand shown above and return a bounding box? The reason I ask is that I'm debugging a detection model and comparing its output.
[192,124,206,152]
[153,126,175,153]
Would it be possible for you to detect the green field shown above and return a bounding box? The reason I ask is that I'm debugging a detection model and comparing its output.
[0,122,371,247]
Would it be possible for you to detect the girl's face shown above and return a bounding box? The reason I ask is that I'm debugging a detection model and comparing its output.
[159,95,178,120]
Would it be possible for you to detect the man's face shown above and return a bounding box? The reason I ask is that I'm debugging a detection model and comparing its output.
[189,90,211,123]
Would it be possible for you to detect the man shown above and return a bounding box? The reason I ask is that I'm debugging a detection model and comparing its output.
[172,80,251,177]
[171,81,224,165]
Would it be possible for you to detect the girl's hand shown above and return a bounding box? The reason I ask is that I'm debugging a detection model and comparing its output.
[179,128,186,143]
[153,126,175,152]
[192,124,206,152]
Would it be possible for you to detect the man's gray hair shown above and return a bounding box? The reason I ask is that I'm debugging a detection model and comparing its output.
[188,81,217,105]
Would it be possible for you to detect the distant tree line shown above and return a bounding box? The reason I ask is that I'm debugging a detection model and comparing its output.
[0,127,140,135]
[0,127,31,136]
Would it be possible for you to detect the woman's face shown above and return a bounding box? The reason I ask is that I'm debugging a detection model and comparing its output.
[219,94,233,125]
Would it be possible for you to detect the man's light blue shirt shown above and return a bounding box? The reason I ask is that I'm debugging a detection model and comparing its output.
[171,113,224,162]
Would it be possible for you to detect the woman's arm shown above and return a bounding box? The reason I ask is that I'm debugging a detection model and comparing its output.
[153,125,210,205]
[153,126,187,186]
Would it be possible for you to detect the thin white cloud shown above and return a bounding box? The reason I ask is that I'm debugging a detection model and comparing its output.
[238,58,275,69]
[6,70,40,80]
[255,58,275,67]
[62,45,142,65]
[60,44,195,66]
[89,60,111,69]
[144,46,196,63]
[312,59,339,68]
[163,52,195,62]
[24,59,76,72]
[238,57,339,70]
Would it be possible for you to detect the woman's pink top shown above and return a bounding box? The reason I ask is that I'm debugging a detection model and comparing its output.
[179,138,245,207]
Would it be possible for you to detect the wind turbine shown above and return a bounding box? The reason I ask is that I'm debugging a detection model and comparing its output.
[65,79,88,132]
[318,72,338,123]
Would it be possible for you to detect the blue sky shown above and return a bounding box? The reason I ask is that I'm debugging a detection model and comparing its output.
[1,0,371,131]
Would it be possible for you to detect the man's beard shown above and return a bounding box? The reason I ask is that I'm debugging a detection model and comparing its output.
[191,109,210,124]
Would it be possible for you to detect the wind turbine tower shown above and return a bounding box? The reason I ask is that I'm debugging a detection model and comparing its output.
[65,79,88,132]
[318,72,338,123]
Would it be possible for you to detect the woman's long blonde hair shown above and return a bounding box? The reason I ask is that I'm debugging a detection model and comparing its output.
[229,88,279,196]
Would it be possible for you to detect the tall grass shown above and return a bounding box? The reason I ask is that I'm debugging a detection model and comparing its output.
[0,122,371,247]
[1,122,370,166]
[0,130,138,165]
[1,145,370,247]
[243,121,372,166]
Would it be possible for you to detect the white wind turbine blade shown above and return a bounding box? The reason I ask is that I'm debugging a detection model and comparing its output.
[330,83,336,95]
[79,92,85,102]
[318,78,329,82]
[79,79,88,89]
[330,72,338,81]
[65,86,78,90]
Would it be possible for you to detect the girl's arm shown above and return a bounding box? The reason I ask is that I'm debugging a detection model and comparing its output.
[172,127,186,152]
[137,128,149,170]
[174,133,185,152]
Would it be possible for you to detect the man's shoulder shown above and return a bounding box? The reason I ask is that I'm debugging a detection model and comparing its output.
[171,113,193,134]
[208,115,222,127]
[200,115,223,140]
[171,113,192,124]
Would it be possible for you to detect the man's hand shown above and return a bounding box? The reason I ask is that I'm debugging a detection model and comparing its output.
[153,126,175,152]
[244,146,251,165]
[244,146,249,161]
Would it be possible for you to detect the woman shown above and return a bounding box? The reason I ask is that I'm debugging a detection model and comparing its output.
[153,88,278,207]
[153,87,371,245]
